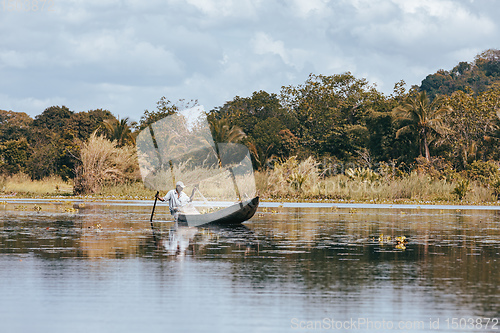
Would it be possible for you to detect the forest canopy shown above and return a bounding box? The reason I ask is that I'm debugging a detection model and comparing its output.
[1,49,500,186]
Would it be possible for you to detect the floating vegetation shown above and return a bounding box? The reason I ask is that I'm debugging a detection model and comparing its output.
[395,243,406,250]
[14,205,27,211]
[374,234,408,250]
[377,234,391,243]
[395,236,408,250]
[64,207,78,213]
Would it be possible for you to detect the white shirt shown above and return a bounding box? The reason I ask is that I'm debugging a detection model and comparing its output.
[164,189,190,215]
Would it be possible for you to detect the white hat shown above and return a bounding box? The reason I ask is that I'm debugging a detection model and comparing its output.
[175,181,185,188]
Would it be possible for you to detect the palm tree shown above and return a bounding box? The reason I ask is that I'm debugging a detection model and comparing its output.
[101,117,137,147]
[207,118,247,201]
[393,91,452,161]
[208,118,246,144]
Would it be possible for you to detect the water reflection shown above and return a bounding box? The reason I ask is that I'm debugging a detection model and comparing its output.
[160,223,258,257]
[1,201,499,332]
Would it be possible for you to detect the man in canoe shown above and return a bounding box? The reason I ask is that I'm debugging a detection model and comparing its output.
[156,181,196,217]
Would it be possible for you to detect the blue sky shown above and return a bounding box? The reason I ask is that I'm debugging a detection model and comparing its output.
[1,0,498,122]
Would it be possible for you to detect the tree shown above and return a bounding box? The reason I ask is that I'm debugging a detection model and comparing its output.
[0,138,29,175]
[475,49,500,77]
[280,72,383,160]
[209,90,294,166]
[32,105,73,132]
[137,97,198,131]
[66,109,114,141]
[0,110,33,141]
[392,91,452,161]
[420,49,500,99]
[100,116,137,147]
[208,118,246,145]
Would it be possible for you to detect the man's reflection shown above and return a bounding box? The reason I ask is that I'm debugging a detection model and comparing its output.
[161,223,257,257]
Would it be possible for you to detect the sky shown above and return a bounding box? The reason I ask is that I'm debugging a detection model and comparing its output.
[1,0,498,123]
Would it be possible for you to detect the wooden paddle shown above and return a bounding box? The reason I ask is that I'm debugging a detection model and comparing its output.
[150,191,159,241]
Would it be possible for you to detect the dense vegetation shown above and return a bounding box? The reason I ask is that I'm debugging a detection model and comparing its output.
[1,49,500,201]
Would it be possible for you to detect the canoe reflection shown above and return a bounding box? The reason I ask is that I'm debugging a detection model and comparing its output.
[161,223,257,256]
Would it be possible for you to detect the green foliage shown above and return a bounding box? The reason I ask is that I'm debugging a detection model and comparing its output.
[345,167,380,182]
[66,109,114,141]
[490,176,500,199]
[209,90,294,167]
[1,48,500,197]
[452,179,470,200]
[421,48,500,99]
[137,97,198,131]
[99,116,137,147]
[208,118,246,144]
[392,91,452,161]
[466,160,500,184]
[0,138,29,174]
[267,156,319,195]
[280,72,384,160]
[445,88,500,168]
[0,110,33,141]
[32,105,73,132]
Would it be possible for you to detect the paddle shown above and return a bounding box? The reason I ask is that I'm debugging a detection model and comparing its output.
[150,191,159,241]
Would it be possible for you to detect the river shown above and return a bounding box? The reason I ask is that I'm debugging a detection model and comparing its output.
[1,199,499,332]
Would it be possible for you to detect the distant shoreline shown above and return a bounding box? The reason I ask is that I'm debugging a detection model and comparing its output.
[2,196,500,210]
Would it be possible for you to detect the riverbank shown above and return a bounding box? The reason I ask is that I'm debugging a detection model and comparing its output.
[2,171,500,206]
[1,196,500,212]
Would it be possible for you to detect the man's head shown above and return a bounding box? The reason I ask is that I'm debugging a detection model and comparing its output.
[175,181,185,192]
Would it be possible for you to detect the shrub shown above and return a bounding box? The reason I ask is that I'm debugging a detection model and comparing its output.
[267,156,319,196]
[415,156,454,180]
[466,160,500,184]
[345,167,379,182]
[452,179,470,200]
[490,176,500,199]
[74,133,139,194]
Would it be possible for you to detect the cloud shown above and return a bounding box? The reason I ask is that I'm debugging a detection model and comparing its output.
[0,0,498,121]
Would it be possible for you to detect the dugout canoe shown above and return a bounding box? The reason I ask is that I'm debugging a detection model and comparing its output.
[177,196,259,227]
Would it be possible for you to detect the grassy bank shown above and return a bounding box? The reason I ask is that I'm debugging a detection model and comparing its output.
[1,170,500,205]
[256,171,497,204]
[0,173,156,199]
[253,157,500,205]
[0,173,73,197]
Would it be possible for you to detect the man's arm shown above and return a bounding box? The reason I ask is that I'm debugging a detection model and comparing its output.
[155,192,166,202]
[189,186,196,202]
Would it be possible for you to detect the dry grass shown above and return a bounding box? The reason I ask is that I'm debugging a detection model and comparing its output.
[96,181,156,199]
[0,173,72,196]
[74,133,140,194]
[2,153,498,204]
[141,158,257,201]
[259,157,498,204]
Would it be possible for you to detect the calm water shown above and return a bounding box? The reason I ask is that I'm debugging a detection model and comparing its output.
[1,200,499,333]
